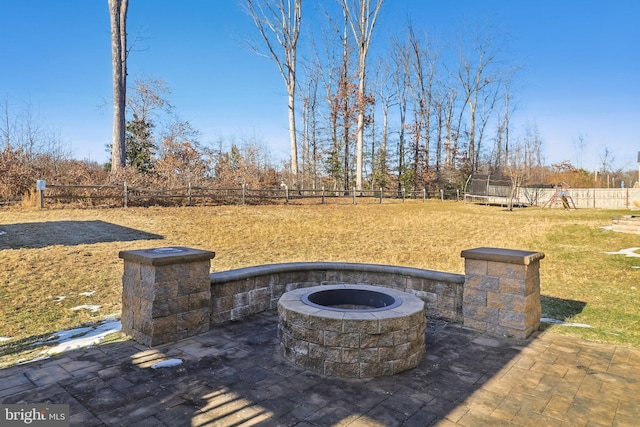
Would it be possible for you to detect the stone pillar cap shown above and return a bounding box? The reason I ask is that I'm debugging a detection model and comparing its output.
[461,247,545,265]
[119,246,215,266]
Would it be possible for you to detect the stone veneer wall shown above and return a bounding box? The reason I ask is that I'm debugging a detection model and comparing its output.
[209,262,465,325]
[119,247,544,346]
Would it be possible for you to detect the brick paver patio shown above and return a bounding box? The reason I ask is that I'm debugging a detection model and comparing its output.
[1,312,639,426]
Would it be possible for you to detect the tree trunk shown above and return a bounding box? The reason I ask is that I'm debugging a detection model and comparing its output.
[341,0,383,191]
[109,0,128,171]
[288,79,299,185]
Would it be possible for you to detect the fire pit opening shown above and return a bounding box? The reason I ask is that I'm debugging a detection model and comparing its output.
[302,288,401,311]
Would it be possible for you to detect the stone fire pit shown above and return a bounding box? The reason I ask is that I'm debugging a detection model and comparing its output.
[277,284,426,378]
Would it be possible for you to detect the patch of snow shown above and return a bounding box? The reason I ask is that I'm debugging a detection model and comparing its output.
[540,317,592,328]
[54,296,66,302]
[17,356,51,364]
[71,305,101,312]
[600,226,613,231]
[79,290,95,296]
[37,319,122,355]
[0,337,11,342]
[0,231,6,235]
[605,247,640,258]
[151,359,183,369]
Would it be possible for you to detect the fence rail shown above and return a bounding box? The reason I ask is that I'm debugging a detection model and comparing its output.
[36,182,461,208]
[464,186,638,210]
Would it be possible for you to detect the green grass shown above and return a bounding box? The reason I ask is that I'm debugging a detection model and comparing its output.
[1,201,638,366]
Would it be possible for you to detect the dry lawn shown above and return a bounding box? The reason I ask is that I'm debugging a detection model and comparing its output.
[1,201,638,366]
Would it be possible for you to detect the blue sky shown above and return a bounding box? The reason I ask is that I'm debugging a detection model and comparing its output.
[1,0,638,172]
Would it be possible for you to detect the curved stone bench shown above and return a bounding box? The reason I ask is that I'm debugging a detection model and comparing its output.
[209,261,465,325]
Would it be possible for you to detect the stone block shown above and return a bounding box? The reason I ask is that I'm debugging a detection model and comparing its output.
[410,290,438,309]
[250,287,271,311]
[152,282,178,301]
[344,347,378,363]
[324,361,359,378]
[464,259,488,276]
[463,288,487,306]
[498,278,527,295]
[487,261,526,280]
[179,277,210,296]
[231,305,252,320]
[150,300,172,318]
[487,292,527,312]
[464,318,488,331]
[210,282,236,298]
[152,315,177,336]
[188,261,211,279]
[377,315,409,334]
[177,308,209,332]
[154,264,182,283]
[136,316,153,336]
[525,263,540,281]
[287,323,323,344]
[341,314,379,334]
[271,283,287,300]
[298,354,325,372]
[308,313,343,333]
[289,337,309,356]
[121,308,134,332]
[123,262,141,282]
[140,264,156,285]
[498,309,527,329]
[463,305,499,324]
[233,292,250,308]
[212,296,233,313]
[379,342,410,361]
[211,311,231,325]
[189,291,210,311]
[464,275,499,292]
[525,290,541,312]
[323,331,360,348]
[320,347,341,363]
[360,332,394,348]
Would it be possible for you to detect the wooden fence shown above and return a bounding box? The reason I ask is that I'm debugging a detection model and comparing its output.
[36,182,461,208]
[464,186,637,210]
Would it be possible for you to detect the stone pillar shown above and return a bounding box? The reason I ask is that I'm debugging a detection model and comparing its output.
[119,247,215,346]
[460,247,544,339]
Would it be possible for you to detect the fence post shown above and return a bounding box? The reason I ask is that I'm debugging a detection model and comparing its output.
[423,188,426,202]
[380,187,383,204]
[36,180,46,209]
[440,189,444,202]
[402,187,406,203]
[188,182,192,206]
[124,181,128,208]
[322,186,325,205]
[283,184,289,205]
[242,183,246,205]
[353,187,356,204]
[457,189,460,201]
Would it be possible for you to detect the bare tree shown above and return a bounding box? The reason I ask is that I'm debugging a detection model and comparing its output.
[457,30,502,173]
[391,37,410,191]
[573,133,587,169]
[245,0,302,188]
[339,0,383,191]
[108,0,128,171]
